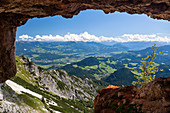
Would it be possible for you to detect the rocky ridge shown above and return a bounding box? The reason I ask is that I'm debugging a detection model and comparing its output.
[19,56,96,101]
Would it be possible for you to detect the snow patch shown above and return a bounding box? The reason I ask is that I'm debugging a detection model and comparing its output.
[42,108,49,112]
[5,80,42,99]
[44,98,58,106]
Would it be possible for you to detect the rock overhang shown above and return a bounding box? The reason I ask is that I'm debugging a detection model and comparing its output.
[0,0,170,24]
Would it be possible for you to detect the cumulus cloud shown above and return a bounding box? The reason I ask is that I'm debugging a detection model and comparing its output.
[18,32,170,43]
[19,35,34,41]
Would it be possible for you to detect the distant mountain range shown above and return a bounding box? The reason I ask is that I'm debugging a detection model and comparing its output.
[16,41,170,68]
[102,41,170,50]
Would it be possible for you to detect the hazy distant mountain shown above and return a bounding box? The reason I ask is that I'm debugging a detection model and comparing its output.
[133,45,170,56]
[115,41,170,50]
[100,41,170,50]
[99,41,117,45]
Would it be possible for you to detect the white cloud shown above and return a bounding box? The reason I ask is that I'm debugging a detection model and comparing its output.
[18,32,170,43]
[19,35,34,41]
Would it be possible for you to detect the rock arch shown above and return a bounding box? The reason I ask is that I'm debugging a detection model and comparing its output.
[0,0,169,82]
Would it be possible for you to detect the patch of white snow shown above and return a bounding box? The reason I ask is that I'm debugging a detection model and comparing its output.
[5,80,42,99]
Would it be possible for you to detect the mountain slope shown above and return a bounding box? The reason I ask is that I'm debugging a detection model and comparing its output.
[0,56,97,113]
[101,68,136,86]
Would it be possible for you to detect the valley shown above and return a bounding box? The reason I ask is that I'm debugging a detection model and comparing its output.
[16,41,170,87]
[15,41,129,69]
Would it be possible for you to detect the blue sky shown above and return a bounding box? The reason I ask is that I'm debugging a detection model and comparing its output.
[17,9,170,42]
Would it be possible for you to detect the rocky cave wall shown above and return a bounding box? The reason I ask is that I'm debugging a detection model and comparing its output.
[0,0,170,82]
[94,77,170,113]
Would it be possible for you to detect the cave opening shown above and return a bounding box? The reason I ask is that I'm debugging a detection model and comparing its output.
[0,1,169,112]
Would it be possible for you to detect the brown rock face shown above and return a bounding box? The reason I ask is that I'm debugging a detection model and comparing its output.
[94,77,170,113]
[0,27,16,83]
[0,13,28,83]
[0,0,170,20]
[134,77,170,113]
[94,85,138,113]
[0,0,169,82]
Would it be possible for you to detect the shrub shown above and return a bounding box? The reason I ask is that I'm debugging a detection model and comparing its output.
[132,44,162,87]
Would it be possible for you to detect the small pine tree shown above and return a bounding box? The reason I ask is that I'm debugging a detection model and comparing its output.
[132,44,162,87]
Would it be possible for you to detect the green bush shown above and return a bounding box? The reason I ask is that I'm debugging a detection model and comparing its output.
[132,44,162,87]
